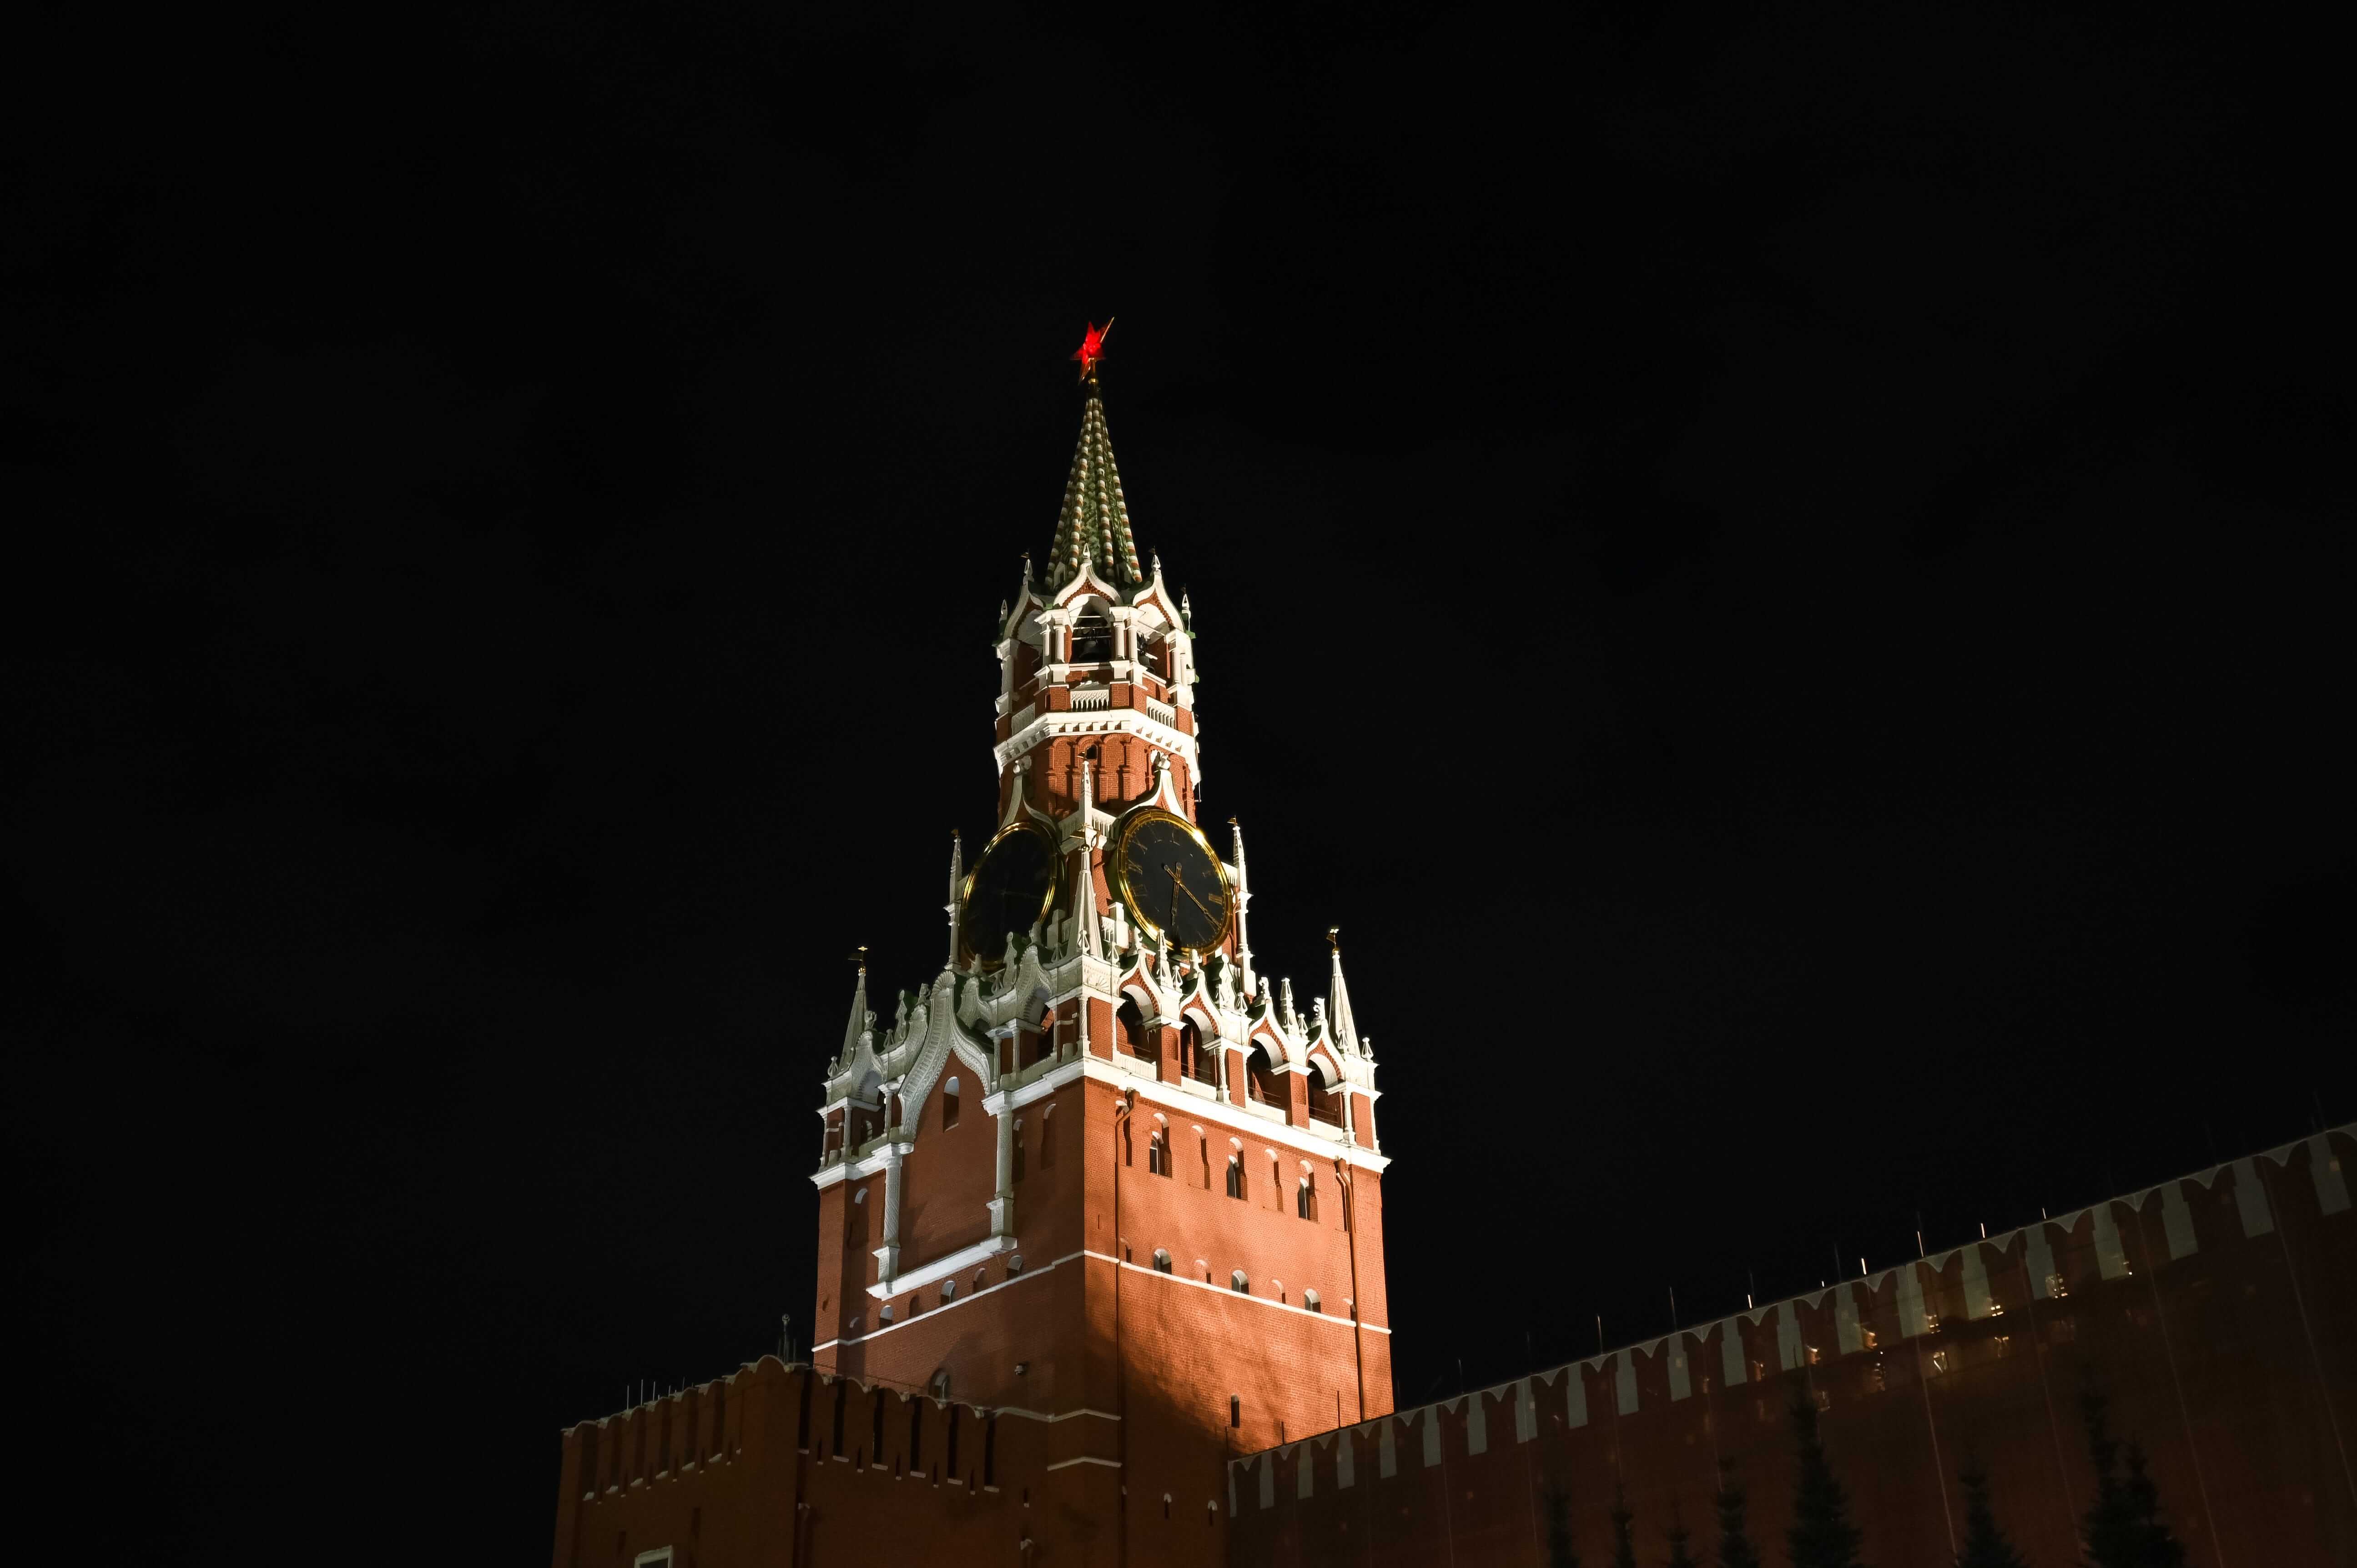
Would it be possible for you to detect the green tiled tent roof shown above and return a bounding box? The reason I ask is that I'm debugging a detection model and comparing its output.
[1048,383,1144,589]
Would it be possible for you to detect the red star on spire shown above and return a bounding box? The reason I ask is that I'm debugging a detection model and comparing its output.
[1072,318,1113,382]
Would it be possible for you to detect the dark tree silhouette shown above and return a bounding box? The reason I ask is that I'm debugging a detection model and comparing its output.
[1545,1484,1581,1568]
[2080,1384,2187,1568]
[1954,1463,2029,1568]
[1612,1482,1639,1568]
[1664,1505,1698,1568]
[1713,1460,1763,1568]
[1787,1391,1867,1568]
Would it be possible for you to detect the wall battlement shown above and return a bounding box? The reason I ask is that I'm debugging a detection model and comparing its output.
[1225,1126,2354,1568]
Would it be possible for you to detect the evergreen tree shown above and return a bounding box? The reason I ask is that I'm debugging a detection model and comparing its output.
[2080,1386,2188,1568]
[1787,1391,1867,1568]
[1664,1506,1698,1568]
[1545,1484,1581,1568]
[1954,1463,2029,1568]
[1612,1482,1640,1568]
[1713,1460,1762,1568]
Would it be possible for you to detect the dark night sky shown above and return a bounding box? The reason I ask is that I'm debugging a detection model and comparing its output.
[7,4,2350,1559]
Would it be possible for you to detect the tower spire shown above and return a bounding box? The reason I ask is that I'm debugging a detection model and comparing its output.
[943,832,963,970]
[1230,817,1256,998]
[839,947,869,1065]
[1327,926,1360,1055]
[1049,326,1144,589]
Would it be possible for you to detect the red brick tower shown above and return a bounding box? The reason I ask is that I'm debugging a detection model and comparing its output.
[807,332,1394,1560]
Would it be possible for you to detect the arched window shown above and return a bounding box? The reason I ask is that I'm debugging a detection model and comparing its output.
[1153,1248,1172,1274]
[1070,608,1113,663]
[1304,1289,1322,1313]
[1246,1049,1283,1105]
[1117,997,1156,1065]
[1306,1069,1342,1126]
[1297,1174,1317,1221]
[940,1280,956,1303]
[1224,1156,1245,1200]
[942,1076,961,1130]
[1039,1105,1056,1169]
[879,1303,893,1325]
[1230,1270,1249,1294]
[1013,1121,1027,1182]
[1180,1018,1213,1083]
[1148,1131,1168,1176]
[1229,1395,1241,1429]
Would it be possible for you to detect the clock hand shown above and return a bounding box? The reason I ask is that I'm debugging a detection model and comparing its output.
[1161,861,1217,919]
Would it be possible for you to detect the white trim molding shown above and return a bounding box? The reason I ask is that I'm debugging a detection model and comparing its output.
[1086,1250,1391,1333]
[867,1233,1018,1301]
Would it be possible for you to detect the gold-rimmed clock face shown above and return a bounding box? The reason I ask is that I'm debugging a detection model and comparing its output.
[959,821,1058,970]
[1108,806,1233,953]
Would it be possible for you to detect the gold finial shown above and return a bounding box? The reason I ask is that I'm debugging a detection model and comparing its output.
[1326,926,1341,954]
[849,944,868,974]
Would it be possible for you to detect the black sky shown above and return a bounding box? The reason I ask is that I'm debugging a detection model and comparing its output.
[6,4,2350,1559]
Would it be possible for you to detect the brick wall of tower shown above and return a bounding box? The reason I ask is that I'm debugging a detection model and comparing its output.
[1007,733,1199,825]
[1074,1067,1398,1568]
[813,1072,1089,1414]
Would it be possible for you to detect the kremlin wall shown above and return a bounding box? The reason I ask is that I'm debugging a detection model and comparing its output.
[1226,1126,2355,1568]
[549,1125,2353,1567]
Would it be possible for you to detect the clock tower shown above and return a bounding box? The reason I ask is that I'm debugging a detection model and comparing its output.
[806,332,1394,1558]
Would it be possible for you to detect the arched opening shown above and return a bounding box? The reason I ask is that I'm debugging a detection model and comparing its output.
[1230,1270,1249,1294]
[1224,1156,1245,1200]
[1297,1174,1317,1221]
[1304,1289,1322,1313]
[1180,1017,1218,1085]
[1153,1248,1172,1273]
[1245,1047,1283,1106]
[1039,1105,1056,1169]
[1012,1121,1027,1182]
[1070,607,1113,663]
[1306,1067,1343,1126]
[1148,1130,1169,1176]
[942,1076,961,1130]
[940,1280,956,1304]
[1117,997,1156,1066]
